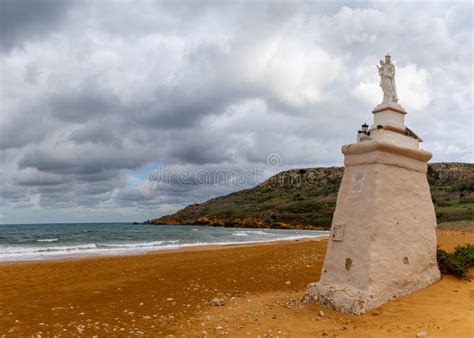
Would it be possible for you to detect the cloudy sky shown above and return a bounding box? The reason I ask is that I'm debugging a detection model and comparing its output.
[0,0,472,224]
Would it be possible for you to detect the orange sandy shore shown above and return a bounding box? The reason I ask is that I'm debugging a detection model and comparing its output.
[0,229,473,337]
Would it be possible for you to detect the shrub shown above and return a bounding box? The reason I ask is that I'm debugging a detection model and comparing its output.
[452,244,474,267]
[437,244,474,278]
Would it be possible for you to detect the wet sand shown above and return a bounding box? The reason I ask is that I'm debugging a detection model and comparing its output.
[0,229,472,337]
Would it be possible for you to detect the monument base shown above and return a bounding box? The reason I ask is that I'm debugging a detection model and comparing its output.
[306,268,440,314]
[305,140,440,314]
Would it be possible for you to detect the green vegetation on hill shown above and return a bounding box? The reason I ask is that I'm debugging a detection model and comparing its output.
[146,163,473,229]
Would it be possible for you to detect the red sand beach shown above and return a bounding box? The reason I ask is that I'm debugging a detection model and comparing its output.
[0,229,472,337]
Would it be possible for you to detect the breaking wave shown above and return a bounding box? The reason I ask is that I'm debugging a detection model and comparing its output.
[0,223,329,262]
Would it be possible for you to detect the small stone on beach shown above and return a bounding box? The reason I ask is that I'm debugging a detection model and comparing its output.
[319,310,326,317]
[416,332,428,337]
[209,298,225,306]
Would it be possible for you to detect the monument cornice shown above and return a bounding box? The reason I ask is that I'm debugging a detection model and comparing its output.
[372,105,407,115]
[342,140,432,163]
[378,124,406,134]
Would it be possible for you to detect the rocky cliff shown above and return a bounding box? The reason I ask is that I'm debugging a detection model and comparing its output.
[145,163,473,229]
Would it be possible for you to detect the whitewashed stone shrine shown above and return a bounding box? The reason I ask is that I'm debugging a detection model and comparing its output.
[306,54,440,314]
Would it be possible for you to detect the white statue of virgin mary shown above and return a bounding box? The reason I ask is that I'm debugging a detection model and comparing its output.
[377,54,398,104]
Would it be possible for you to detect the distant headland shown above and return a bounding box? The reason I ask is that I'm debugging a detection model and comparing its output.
[144,162,473,229]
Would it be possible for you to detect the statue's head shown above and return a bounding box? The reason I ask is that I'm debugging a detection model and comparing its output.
[385,53,391,64]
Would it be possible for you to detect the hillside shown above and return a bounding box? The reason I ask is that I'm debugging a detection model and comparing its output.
[145,163,473,229]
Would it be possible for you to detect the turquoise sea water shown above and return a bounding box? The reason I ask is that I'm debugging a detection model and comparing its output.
[0,223,329,261]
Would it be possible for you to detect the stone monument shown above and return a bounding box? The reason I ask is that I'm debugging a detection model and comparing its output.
[305,54,440,314]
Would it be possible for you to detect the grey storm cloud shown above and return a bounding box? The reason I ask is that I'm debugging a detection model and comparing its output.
[0,1,472,223]
[18,144,149,174]
[50,83,122,122]
[13,169,65,187]
[68,120,123,146]
[0,0,76,52]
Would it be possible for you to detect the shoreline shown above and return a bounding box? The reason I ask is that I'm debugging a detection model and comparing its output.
[0,234,329,265]
[3,223,472,264]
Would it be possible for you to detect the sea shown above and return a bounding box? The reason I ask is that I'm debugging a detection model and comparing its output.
[0,223,329,262]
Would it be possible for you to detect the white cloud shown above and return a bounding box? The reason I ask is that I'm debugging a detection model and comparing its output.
[352,81,379,107]
[248,36,343,106]
[331,6,389,45]
[397,64,431,111]
[265,44,343,106]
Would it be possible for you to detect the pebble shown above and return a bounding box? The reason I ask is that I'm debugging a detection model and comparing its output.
[319,310,326,317]
[416,332,428,337]
[209,298,225,306]
[51,307,65,311]
[285,281,291,285]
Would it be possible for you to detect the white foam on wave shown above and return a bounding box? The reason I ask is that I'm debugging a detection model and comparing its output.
[99,240,180,249]
[0,244,98,257]
[36,238,58,242]
[232,230,270,237]
[0,232,329,262]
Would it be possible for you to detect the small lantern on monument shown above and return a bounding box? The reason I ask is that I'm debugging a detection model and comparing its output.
[361,123,369,134]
